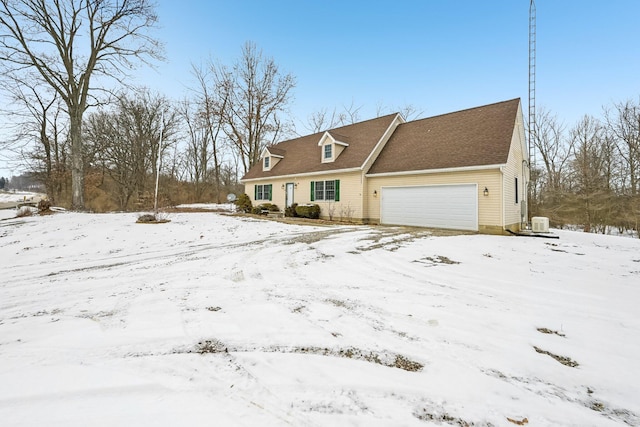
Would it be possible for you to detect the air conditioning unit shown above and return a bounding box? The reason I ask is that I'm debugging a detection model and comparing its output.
[531,216,549,233]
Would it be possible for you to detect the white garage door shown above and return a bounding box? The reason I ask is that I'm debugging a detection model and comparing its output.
[380,184,478,231]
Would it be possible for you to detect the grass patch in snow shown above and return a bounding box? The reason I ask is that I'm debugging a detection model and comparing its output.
[190,340,424,372]
[413,255,460,266]
[533,346,579,367]
[413,405,495,426]
[536,327,566,337]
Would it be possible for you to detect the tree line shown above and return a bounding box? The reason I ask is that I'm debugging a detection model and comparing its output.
[0,1,419,212]
[529,99,640,235]
[0,1,298,211]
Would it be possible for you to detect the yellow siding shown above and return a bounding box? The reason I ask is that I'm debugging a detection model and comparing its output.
[366,169,503,227]
[502,113,528,230]
[270,156,282,168]
[245,171,364,220]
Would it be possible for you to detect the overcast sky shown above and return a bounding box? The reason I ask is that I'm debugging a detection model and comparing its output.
[2,0,639,178]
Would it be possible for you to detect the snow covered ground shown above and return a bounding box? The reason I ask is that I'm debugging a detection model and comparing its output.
[0,191,37,202]
[1,209,639,426]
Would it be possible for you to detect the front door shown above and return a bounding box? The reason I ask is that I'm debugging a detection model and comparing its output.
[286,183,295,208]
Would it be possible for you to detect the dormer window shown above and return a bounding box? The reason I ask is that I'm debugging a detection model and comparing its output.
[260,147,284,171]
[318,131,348,163]
[324,144,332,160]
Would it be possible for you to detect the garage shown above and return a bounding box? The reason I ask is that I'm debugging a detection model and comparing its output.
[380,184,478,231]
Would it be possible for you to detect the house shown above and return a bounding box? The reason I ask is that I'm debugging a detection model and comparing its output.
[241,98,529,234]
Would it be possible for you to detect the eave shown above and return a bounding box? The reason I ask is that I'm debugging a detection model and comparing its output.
[365,163,505,178]
[241,167,362,183]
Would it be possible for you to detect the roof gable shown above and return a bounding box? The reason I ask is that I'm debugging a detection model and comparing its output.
[317,131,350,147]
[367,99,521,175]
[261,146,285,159]
[242,113,400,180]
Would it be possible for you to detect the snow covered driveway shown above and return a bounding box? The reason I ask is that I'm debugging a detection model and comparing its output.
[1,212,639,426]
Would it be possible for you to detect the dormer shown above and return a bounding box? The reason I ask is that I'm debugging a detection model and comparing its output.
[260,147,285,171]
[318,131,349,163]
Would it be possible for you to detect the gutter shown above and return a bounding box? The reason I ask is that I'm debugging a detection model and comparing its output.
[366,163,505,178]
[241,167,361,183]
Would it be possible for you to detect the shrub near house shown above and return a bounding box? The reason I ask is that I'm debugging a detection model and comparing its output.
[295,204,320,219]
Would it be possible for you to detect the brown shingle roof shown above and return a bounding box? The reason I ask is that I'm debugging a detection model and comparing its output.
[242,113,399,180]
[368,98,520,175]
[327,132,350,144]
[266,147,286,157]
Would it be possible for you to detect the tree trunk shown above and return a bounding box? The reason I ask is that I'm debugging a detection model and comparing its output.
[70,109,85,210]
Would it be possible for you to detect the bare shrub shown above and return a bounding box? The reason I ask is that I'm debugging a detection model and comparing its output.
[327,202,336,221]
[339,202,355,222]
[37,199,52,212]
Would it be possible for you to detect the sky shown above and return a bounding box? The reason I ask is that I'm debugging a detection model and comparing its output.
[2,0,640,178]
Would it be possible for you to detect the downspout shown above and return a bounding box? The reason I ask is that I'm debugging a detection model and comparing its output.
[499,165,505,231]
[522,159,529,230]
[361,171,367,223]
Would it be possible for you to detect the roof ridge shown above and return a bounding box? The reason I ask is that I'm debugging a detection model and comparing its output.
[405,98,520,125]
[322,112,399,134]
[274,112,398,146]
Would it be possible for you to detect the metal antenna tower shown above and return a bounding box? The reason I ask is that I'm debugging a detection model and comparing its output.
[528,0,536,165]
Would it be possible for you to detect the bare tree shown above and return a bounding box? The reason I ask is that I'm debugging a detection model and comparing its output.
[304,107,348,134]
[532,107,572,194]
[304,100,420,135]
[25,96,70,204]
[0,0,161,209]
[179,98,213,202]
[567,115,612,232]
[375,101,424,121]
[396,104,424,122]
[605,99,640,196]
[303,102,363,134]
[1,72,70,204]
[86,90,177,210]
[191,63,229,202]
[212,42,295,174]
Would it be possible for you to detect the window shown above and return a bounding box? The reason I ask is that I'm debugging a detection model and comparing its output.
[324,144,332,160]
[263,156,270,168]
[311,180,340,201]
[255,184,272,201]
[515,177,519,204]
[314,180,324,200]
[325,180,335,200]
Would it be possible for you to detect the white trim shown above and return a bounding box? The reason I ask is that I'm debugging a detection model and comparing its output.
[261,147,284,159]
[241,167,361,183]
[500,164,505,228]
[366,163,504,177]
[322,143,334,163]
[361,114,405,170]
[243,162,504,183]
[515,101,528,166]
[317,132,333,146]
[317,132,349,147]
[261,147,284,158]
[381,182,477,190]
